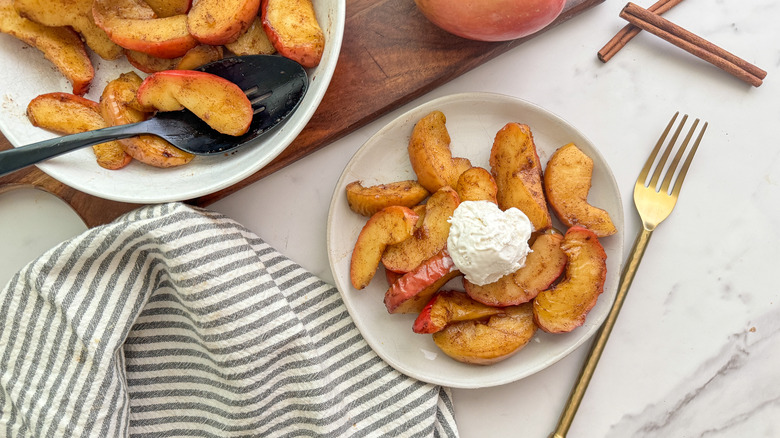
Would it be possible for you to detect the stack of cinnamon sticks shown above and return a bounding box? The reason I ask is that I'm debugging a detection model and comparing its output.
[598,0,767,87]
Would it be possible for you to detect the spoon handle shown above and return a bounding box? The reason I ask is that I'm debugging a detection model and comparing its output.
[0,121,150,177]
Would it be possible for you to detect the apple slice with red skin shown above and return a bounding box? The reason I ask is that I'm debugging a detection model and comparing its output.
[261,0,324,67]
[413,290,504,334]
[350,206,419,290]
[533,226,607,334]
[188,0,260,45]
[384,250,461,314]
[92,0,198,59]
[136,70,254,136]
[464,230,567,306]
[381,186,460,273]
[432,302,537,365]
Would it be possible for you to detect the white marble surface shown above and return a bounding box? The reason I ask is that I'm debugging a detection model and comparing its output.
[2,0,779,436]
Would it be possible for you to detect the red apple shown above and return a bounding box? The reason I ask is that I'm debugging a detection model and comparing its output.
[414,0,566,42]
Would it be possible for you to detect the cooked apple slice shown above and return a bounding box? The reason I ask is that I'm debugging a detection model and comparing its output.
[533,226,607,334]
[14,0,123,60]
[136,70,254,136]
[93,0,198,59]
[27,92,131,170]
[187,0,260,45]
[454,166,497,203]
[0,1,93,95]
[432,302,537,365]
[413,290,503,334]
[381,186,460,273]
[350,206,419,290]
[225,16,276,56]
[383,250,460,314]
[490,122,551,231]
[465,230,567,306]
[345,180,430,217]
[145,0,192,17]
[544,143,617,237]
[407,110,472,193]
[126,44,223,73]
[100,72,194,168]
[261,0,324,67]
[175,44,223,70]
[125,49,179,73]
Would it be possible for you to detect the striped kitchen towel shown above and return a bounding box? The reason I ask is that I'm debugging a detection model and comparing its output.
[0,202,458,438]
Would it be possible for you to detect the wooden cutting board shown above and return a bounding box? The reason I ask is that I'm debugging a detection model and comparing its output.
[0,0,604,228]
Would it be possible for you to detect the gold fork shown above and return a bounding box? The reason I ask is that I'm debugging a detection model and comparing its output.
[549,112,708,438]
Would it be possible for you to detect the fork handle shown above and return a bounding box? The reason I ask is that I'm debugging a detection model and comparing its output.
[549,227,653,438]
[0,122,150,177]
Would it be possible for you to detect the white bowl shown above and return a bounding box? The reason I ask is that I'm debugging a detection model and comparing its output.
[0,2,345,203]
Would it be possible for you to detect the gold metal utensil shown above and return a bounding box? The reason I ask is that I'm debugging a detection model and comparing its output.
[550,112,708,438]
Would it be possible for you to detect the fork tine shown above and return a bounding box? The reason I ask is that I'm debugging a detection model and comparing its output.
[659,118,699,194]
[669,121,708,198]
[648,114,687,189]
[637,112,678,186]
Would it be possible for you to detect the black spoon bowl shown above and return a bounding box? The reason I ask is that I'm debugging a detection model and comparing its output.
[0,55,308,177]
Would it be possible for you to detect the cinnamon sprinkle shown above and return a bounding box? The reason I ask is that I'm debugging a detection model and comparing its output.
[619,2,767,87]
[598,0,685,62]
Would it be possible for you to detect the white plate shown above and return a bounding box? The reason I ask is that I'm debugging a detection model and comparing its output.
[0,2,345,203]
[327,92,625,388]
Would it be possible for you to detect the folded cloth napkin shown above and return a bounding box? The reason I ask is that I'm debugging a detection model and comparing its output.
[1,202,458,438]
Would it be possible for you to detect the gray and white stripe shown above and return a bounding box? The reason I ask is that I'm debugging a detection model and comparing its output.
[1,203,458,437]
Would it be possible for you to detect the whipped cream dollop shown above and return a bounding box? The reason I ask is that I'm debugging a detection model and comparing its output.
[446,200,533,286]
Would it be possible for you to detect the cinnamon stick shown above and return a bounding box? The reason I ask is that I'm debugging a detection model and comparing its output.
[619,2,767,87]
[598,0,685,62]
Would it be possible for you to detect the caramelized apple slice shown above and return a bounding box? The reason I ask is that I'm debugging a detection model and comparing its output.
[92,0,198,59]
[225,16,276,56]
[187,0,260,45]
[345,180,430,217]
[26,92,131,170]
[490,122,551,231]
[407,110,472,193]
[261,0,324,67]
[14,0,122,60]
[533,226,607,334]
[454,166,498,203]
[384,250,460,314]
[381,186,460,273]
[413,290,503,334]
[145,0,192,17]
[465,230,566,306]
[350,206,419,290]
[100,72,194,168]
[544,143,617,237]
[0,1,93,95]
[432,302,537,365]
[136,70,254,136]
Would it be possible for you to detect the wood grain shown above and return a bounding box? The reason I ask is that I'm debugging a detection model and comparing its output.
[0,0,604,228]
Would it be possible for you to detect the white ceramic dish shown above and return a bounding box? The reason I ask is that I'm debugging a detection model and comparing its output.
[0,2,345,203]
[327,92,625,388]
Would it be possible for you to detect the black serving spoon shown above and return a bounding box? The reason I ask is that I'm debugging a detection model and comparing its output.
[0,55,308,177]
